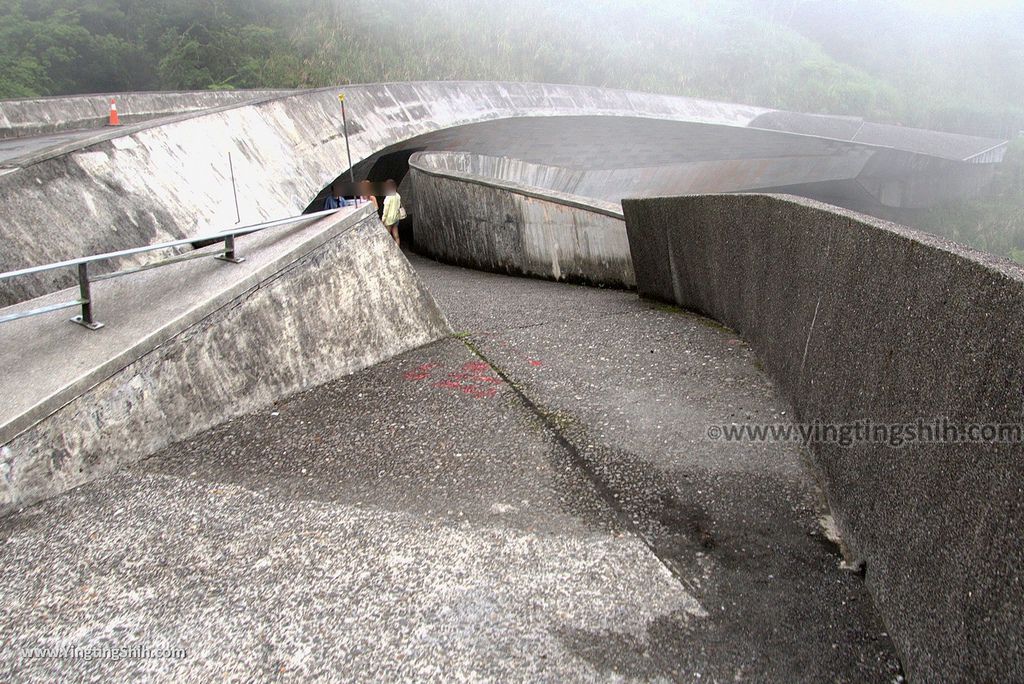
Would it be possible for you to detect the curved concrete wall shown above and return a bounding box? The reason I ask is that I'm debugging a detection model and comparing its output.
[0,90,291,139]
[1,81,1004,306]
[0,207,450,515]
[410,152,632,287]
[621,193,1024,681]
[0,82,770,305]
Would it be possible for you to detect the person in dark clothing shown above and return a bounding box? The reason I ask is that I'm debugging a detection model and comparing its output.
[323,185,343,210]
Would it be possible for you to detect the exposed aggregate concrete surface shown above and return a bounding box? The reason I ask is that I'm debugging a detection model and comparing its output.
[622,192,1024,681]
[0,253,902,681]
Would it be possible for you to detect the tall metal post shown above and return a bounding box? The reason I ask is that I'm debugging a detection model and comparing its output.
[339,93,355,183]
[71,262,103,330]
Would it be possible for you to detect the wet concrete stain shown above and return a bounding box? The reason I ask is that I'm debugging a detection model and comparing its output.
[442,318,904,682]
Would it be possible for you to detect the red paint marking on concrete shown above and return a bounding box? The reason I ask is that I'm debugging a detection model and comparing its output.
[449,372,500,384]
[528,359,543,367]
[403,362,440,381]
[423,360,504,399]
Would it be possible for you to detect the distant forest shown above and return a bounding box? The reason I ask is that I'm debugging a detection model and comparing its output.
[1,0,1022,139]
[1,0,1022,261]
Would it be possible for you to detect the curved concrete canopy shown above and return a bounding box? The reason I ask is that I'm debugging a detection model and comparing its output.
[347,116,1000,219]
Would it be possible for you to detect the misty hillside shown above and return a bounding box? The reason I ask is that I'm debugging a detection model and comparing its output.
[1,0,1022,139]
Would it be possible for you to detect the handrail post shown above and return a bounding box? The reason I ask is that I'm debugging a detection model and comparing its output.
[71,262,103,330]
[215,234,245,264]
[0,210,325,331]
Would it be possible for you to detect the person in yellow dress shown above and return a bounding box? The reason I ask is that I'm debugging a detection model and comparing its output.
[381,179,402,246]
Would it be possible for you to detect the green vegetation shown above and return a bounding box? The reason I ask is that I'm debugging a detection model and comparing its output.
[0,0,304,94]
[0,0,1021,259]
[910,138,1024,262]
[1,0,1021,138]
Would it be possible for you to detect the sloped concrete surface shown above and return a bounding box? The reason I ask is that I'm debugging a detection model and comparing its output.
[0,129,104,164]
[1,207,362,442]
[0,255,901,681]
[749,110,1006,162]
[0,208,449,515]
[406,148,873,204]
[0,82,1004,305]
[0,90,291,140]
[0,83,770,304]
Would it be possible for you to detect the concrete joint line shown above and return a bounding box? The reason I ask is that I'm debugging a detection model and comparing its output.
[488,309,640,336]
[455,333,701,594]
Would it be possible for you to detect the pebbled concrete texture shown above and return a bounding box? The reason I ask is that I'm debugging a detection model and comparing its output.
[413,255,901,681]
[0,209,449,516]
[0,254,902,681]
[409,153,632,288]
[622,193,1024,681]
[0,338,689,682]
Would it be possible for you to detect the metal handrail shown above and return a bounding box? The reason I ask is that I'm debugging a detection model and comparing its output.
[0,207,344,330]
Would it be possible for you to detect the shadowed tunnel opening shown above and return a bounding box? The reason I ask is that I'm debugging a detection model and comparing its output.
[304,148,423,247]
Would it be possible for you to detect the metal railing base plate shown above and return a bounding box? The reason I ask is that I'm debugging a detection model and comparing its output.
[70,316,104,331]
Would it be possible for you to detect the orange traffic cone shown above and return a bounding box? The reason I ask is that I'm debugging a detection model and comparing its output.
[107,98,121,126]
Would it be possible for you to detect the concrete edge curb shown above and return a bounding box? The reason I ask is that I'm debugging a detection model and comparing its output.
[0,89,319,169]
[0,204,375,446]
[408,152,625,220]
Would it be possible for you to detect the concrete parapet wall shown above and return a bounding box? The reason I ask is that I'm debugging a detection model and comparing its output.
[621,193,1024,681]
[0,208,450,515]
[0,82,1004,306]
[0,90,290,139]
[410,153,633,287]
[0,82,771,306]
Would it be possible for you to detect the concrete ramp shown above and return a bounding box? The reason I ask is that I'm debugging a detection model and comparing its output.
[0,90,292,140]
[0,206,449,515]
[1,82,1005,306]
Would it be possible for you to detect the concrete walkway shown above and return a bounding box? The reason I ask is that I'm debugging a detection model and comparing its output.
[0,129,101,165]
[0,205,366,447]
[0,254,902,681]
